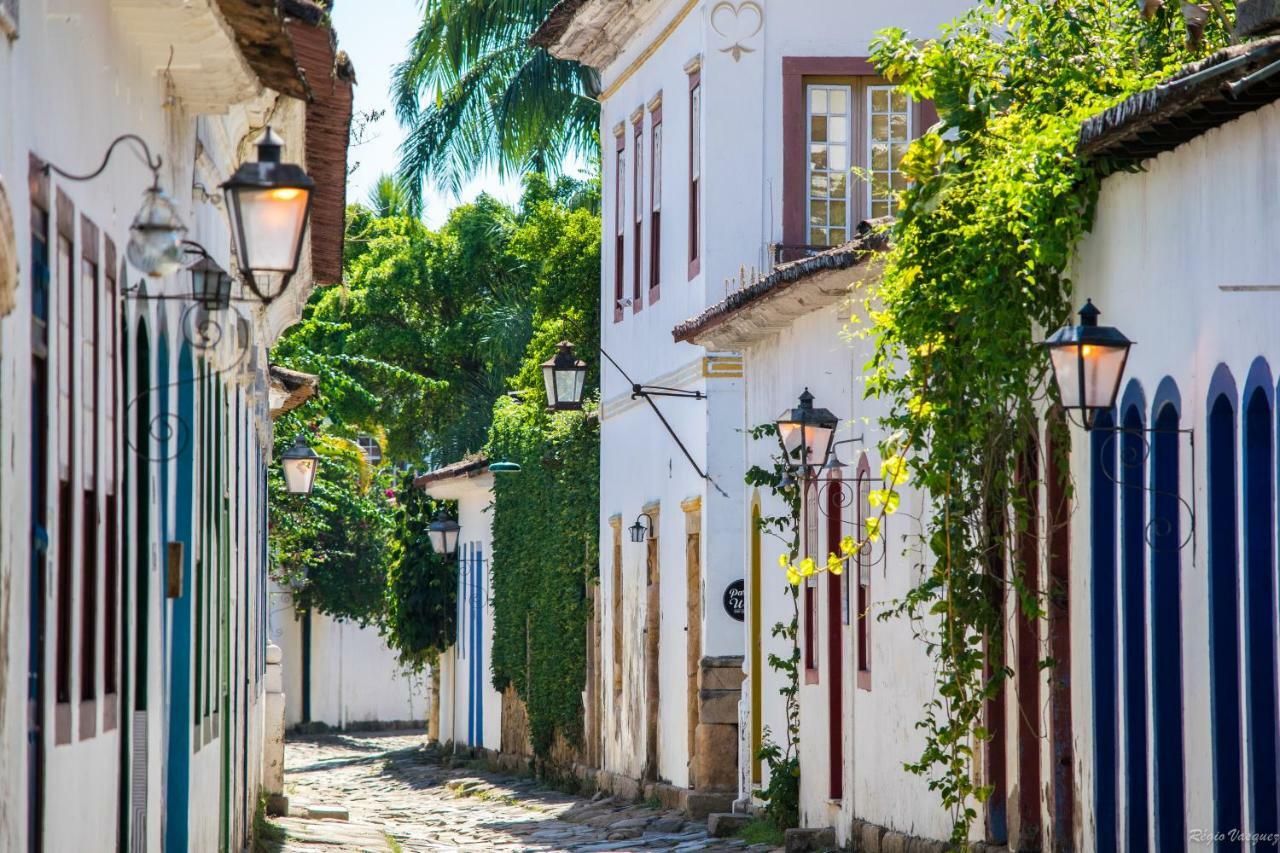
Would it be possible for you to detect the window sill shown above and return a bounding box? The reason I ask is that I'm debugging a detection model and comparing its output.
[856,670,871,692]
[804,669,819,685]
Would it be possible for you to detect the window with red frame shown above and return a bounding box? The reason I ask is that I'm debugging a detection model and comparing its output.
[649,100,662,302]
[687,68,701,279]
[782,58,934,261]
[79,215,99,718]
[856,454,872,689]
[633,117,643,312]
[614,131,626,322]
[54,190,75,728]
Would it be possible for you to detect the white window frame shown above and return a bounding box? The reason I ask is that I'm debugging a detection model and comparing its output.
[805,83,853,247]
[866,84,913,220]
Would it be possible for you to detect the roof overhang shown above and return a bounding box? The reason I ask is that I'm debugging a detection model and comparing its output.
[268,364,319,418]
[414,456,494,500]
[286,8,354,285]
[531,0,665,69]
[1079,34,1280,165]
[672,223,889,350]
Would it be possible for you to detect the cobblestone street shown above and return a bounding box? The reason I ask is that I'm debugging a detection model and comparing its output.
[270,732,774,852]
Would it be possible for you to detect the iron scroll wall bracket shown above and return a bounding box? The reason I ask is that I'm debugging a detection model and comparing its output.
[597,345,726,498]
[1093,424,1197,556]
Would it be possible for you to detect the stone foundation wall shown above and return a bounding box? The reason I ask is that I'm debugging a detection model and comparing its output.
[693,655,745,792]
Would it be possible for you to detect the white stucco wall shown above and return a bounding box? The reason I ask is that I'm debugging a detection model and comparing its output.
[1070,98,1280,852]
[275,602,428,730]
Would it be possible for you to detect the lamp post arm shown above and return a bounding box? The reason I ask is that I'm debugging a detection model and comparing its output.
[598,344,725,497]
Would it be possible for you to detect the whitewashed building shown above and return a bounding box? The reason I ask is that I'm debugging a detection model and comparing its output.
[0,1,351,850]
[1064,30,1280,853]
[533,0,969,828]
[416,456,503,753]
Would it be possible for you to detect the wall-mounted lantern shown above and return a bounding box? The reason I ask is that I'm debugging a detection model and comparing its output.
[280,435,320,495]
[40,133,188,278]
[126,185,189,277]
[1042,299,1133,431]
[221,127,315,304]
[776,388,838,472]
[629,512,655,543]
[542,341,588,411]
[428,510,461,558]
[187,253,233,312]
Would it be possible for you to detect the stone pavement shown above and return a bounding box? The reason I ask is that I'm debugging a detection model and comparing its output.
[269,730,778,852]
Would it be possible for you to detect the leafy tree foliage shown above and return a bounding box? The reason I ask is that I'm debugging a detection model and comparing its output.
[268,173,599,679]
[392,0,600,202]
[383,473,457,669]
[273,173,598,467]
[269,414,395,627]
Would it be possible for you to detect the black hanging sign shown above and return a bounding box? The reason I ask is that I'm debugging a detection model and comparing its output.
[723,579,745,622]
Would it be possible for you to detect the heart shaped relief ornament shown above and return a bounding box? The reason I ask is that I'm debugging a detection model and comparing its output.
[710,0,763,62]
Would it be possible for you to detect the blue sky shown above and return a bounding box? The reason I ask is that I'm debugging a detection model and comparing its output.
[332,0,525,228]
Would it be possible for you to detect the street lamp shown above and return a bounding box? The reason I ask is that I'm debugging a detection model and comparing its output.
[776,389,838,472]
[280,435,320,495]
[542,341,588,411]
[1042,299,1133,431]
[221,127,315,303]
[428,510,461,558]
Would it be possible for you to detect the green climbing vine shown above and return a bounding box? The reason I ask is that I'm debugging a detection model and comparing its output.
[383,473,457,670]
[775,1,1233,844]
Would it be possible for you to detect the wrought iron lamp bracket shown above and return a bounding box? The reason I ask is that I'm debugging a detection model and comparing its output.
[1091,423,1197,556]
[41,133,163,186]
[598,345,725,497]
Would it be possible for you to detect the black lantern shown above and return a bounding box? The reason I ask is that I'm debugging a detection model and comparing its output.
[220,127,315,303]
[280,435,320,495]
[188,255,233,311]
[1042,299,1133,430]
[542,341,588,411]
[776,389,838,471]
[428,510,461,558]
[629,512,654,543]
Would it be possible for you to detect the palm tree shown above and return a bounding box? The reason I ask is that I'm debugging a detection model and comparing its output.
[392,0,599,205]
[366,172,416,219]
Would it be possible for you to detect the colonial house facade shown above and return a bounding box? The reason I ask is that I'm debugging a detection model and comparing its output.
[533,0,969,832]
[0,1,351,850]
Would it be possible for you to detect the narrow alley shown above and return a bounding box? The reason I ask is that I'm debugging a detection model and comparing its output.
[270,732,769,852]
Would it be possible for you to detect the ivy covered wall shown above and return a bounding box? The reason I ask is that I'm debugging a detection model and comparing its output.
[488,402,599,759]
